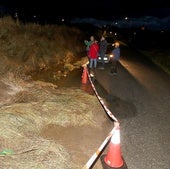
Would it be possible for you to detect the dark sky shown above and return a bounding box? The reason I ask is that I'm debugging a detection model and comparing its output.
[0,0,170,19]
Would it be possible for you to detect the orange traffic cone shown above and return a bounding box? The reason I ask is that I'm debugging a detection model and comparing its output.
[101,122,127,169]
[81,66,88,84]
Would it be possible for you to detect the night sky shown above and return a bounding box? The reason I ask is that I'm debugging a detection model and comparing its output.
[0,0,170,30]
[0,0,170,19]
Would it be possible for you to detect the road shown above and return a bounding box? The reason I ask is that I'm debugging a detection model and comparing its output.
[92,45,170,169]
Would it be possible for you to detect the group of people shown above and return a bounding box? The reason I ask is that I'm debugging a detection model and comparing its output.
[84,35,120,75]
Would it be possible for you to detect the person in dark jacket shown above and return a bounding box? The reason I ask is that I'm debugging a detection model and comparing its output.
[110,42,120,75]
[99,36,108,69]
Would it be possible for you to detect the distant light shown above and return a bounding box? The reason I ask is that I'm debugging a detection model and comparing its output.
[115,22,118,25]
[133,32,136,35]
[125,17,128,20]
[141,26,145,30]
[33,15,36,18]
[61,18,65,22]
[114,33,117,36]
[109,31,112,34]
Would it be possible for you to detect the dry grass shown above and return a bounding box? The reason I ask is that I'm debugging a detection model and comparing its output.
[0,16,106,168]
[0,77,103,168]
[0,16,86,79]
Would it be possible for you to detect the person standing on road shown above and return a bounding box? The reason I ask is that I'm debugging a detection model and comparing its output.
[89,40,99,72]
[99,36,108,69]
[110,42,120,75]
[84,35,95,57]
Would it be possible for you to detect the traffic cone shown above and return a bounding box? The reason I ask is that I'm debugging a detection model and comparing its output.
[81,66,88,84]
[81,83,93,94]
[100,122,127,169]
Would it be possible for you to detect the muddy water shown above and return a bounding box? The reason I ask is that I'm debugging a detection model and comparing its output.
[31,67,101,95]
[31,67,85,87]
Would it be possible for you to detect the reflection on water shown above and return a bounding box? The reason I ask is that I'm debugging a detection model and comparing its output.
[31,68,82,87]
[31,66,107,96]
[55,68,83,88]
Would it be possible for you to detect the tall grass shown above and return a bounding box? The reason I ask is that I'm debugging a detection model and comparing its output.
[0,16,85,78]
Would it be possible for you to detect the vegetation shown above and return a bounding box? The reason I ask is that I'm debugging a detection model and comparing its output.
[0,16,104,169]
[0,16,87,80]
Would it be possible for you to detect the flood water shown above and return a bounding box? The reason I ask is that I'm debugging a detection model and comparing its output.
[31,66,109,97]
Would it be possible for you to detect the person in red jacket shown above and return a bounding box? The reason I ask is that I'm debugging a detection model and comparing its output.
[89,40,99,71]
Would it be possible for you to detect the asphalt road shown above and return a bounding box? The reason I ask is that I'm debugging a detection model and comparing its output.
[92,46,170,169]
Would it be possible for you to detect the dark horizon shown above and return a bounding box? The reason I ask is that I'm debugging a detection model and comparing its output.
[1,0,170,19]
[0,0,170,31]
